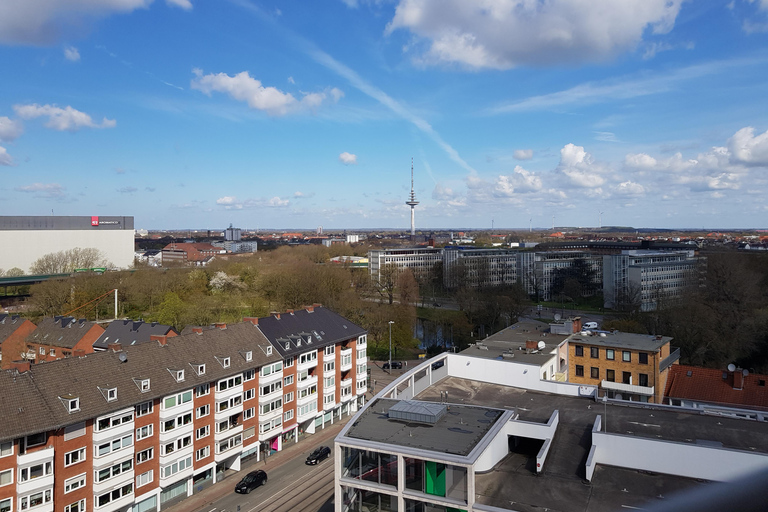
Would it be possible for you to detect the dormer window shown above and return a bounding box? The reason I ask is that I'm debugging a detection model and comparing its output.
[191,363,205,376]
[169,369,185,382]
[285,342,290,350]
[243,351,253,362]
[98,387,118,402]
[134,378,151,393]
[216,356,230,369]
[266,347,272,356]
[60,395,80,413]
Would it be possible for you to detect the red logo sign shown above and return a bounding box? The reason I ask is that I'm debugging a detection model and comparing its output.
[91,216,99,226]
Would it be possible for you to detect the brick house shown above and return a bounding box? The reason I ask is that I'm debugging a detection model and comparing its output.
[161,243,223,266]
[25,317,105,363]
[0,314,37,369]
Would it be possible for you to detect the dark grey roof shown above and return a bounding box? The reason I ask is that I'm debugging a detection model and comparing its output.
[93,320,177,350]
[462,320,567,365]
[257,307,366,358]
[568,331,672,351]
[0,314,30,344]
[27,317,101,349]
[0,321,280,443]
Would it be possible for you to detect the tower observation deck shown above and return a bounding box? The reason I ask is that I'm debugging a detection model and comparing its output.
[405,159,419,236]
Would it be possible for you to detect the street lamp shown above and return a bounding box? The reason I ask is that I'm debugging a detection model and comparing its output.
[388,321,394,373]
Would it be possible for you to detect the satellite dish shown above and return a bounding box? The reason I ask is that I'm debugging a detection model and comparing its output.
[537,341,546,350]
[118,352,128,363]
[554,313,561,321]
[743,369,749,377]
[727,363,736,372]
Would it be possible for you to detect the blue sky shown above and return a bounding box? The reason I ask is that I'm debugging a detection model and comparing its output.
[1,0,768,230]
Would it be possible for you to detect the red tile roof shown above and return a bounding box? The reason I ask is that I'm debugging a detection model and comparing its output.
[664,364,768,410]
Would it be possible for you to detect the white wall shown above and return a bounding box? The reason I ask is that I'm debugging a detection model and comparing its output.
[474,410,560,473]
[0,230,135,272]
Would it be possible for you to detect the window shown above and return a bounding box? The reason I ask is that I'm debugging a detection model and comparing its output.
[65,447,86,466]
[161,435,191,456]
[284,392,294,403]
[65,499,86,512]
[606,369,615,382]
[260,362,283,377]
[243,388,255,401]
[40,347,45,355]
[196,447,210,461]
[0,469,12,487]
[136,470,153,488]
[135,378,150,392]
[284,410,294,422]
[0,441,13,457]
[575,365,584,377]
[622,351,631,362]
[162,390,193,410]
[95,434,132,457]
[1,498,11,512]
[136,401,153,417]
[244,369,255,381]
[196,383,210,397]
[26,432,46,448]
[136,425,153,441]
[161,412,192,433]
[196,425,210,440]
[260,381,282,396]
[259,417,281,435]
[244,351,253,362]
[96,483,132,508]
[324,345,335,356]
[324,376,335,388]
[622,372,632,384]
[590,347,599,359]
[590,367,599,379]
[19,462,52,482]
[575,345,584,357]
[161,456,192,479]
[96,411,133,432]
[217,375,243,392]
[244,407,255,420]
[299,352,317,365]
[173,369,185,382]
[244,426,256,439]
[639,352,649,365]
[216,434,243,454]
[284,357,294,368]
[217,356,231,369]
[324,393,335,405]
[136,447,154,464]
[19,490,52,510]
[260,398,282,415]
[323,362,335,373]
[104,388,117,402]
[605,349,615,361]
[639,373,649,387]
[284,375,294,386]
[216,395,242,413]
[95,459,132,483]
[357,349,366,360]
[193,363,206,376]
[358,335,367,345]
[50,349,55,356]
[196,404,210,419]
[299,385,317,399]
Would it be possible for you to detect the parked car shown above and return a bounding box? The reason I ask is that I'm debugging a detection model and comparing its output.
[235,470,267,494]
[382,361,403,370]
[306,445,332,465]
[583,322,599,330]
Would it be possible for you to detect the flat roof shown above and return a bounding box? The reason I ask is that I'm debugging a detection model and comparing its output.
[568,331,672,351]
[344,397,503,456]
[460,320,564,365]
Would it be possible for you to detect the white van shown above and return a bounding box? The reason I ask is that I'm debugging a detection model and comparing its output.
[583,321,598,330]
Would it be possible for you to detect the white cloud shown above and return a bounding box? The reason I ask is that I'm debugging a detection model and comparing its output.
[0,146,13,166]
[0,0,152,45]
[63,45,80,61]
[288,76,295,84]
[386,0,683,69]
[216,196,238,205]
[14,104,116,131]
[513,149,533,160]
[494,166,542,196]
[15,182,67,198]
[268,196,289,207]
[190,68,343,116]
[727,126,768,166]
[339,152,357,165]
[0,116,23,141]
[594,131,619,142]
[216,195,289,209]
[166,0,192,9]
[556,143,607,188]
[614,181,646,196]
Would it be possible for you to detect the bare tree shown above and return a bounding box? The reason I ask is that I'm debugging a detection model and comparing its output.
[30,248,111,274]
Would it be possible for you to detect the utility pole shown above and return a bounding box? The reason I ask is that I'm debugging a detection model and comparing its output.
[388,321,394,372]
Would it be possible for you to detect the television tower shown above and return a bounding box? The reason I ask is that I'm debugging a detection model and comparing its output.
[405,159,419,237]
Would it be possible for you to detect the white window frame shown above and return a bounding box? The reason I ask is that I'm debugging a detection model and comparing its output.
[195,446,210,461]
[243,388,255,401]
[135,401,153,417]
[136,424,153,441]
[0,468,12,487]
[64,447,86,467]
[136,447,153,465]
[243,407,255,420]
[284,391,294,404]
[196,404,210,419]
[64,473,86,493]
[196,425,210,440]
[65,498,86,512]
[196,383,210,397]
[136,470,153,488]
[0,441,13,457]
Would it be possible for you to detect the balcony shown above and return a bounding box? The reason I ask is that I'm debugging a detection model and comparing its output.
[323,350,336,362]
[601,380,654,396]
[297,391,318,407]
[296,374,318,389]
[297,355,318,372]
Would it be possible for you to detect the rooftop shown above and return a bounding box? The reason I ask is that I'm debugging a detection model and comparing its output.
[27,316,102,349]
[568,331,672,352]
[665,364,768,410]
[93,319,177,350]
[460,319,565,365]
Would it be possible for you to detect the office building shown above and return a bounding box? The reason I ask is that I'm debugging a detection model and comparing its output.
[368,248,442,281]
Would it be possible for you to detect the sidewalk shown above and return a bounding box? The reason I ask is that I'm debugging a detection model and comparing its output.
[165,416,354,512]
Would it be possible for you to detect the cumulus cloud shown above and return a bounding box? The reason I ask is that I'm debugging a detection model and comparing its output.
[513,149,533,160]
[556,143,607,188]
[432,183,466,207]
[166,0,192,9]
[614,181,646,196]
[191,68,343,116]
[63,45,80,61]
[268,196,289,207]
[0,0,152,45]
[0,146,13,166]
[494,166,543,196]
[294,191,315,198]
[727,126,768,166]
[339,152,357,165]
[0,117,23,141]
[15,182,67,199]
[14,104,115,131]
[216,195,290,209]
[386,0,683,69]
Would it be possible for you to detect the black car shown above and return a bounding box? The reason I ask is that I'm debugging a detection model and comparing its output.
[382,361,403,370]
[306,446,331,465]
[235,470,267,494]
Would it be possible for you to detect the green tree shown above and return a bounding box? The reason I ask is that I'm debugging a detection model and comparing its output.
[156,292,187,330]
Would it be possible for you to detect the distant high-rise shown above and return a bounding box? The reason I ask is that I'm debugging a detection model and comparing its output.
[225,223,241,241]
[405,159,419,236]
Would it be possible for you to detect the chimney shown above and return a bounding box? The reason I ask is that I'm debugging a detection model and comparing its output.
[734,370,745,390]
[192,327,203,334]
[312,303,322,309]
[243,317,259,326]
[272,312,281,320]
[306,305,314,313]
[152,334,168,346]
[214,322,227,330]
[108,343,122,352]
[286,309,294,315]
[10,361,31,373]
[525,340,537,350]
[573,317,582,333]
[73,349,86,358]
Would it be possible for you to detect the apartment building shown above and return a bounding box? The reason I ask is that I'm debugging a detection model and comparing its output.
[563,330,679,403]
[0,314,36,368]
[24,317,105,363]
[160,243,224,267]
[334,346,768,512]
[0,306,366,512]
[603,250,699,311]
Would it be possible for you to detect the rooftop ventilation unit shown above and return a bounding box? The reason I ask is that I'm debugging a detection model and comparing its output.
[388,400,446,425]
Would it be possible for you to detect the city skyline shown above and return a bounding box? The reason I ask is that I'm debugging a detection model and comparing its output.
[1,1,768,230]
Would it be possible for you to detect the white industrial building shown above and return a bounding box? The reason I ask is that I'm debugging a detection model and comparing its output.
[0,216,135,273]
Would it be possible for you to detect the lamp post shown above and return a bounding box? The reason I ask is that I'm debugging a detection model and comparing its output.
[388,321,394,373]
